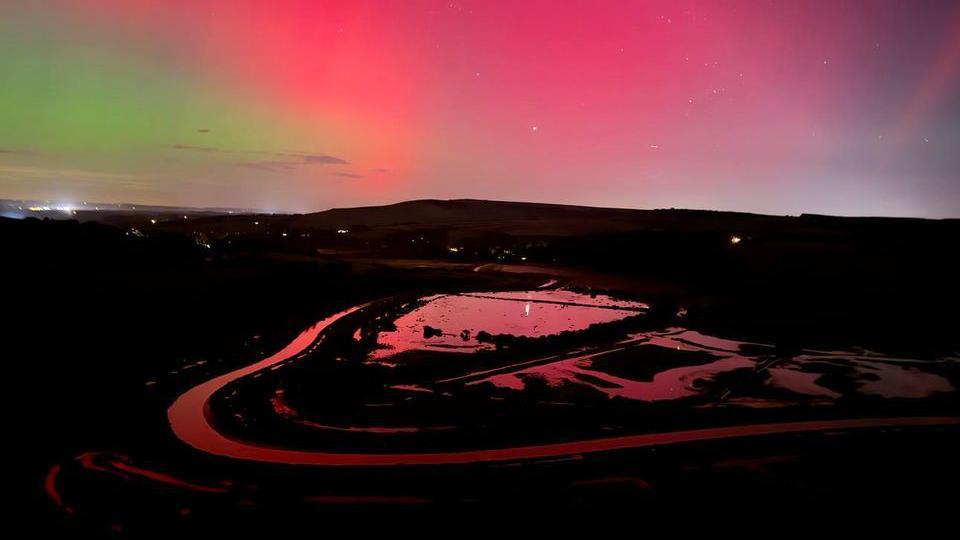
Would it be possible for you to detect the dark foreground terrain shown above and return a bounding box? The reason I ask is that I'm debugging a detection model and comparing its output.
[7,199,959,535]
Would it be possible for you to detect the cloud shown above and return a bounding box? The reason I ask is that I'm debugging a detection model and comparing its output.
[236,160,296,172]
[167,144,222,153]
[0,164,158,190]
[166,144,350,170]
[300,154,349,165]
[334,172,364,178]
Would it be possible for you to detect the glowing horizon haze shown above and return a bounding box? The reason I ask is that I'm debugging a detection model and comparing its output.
[1,0,958,217]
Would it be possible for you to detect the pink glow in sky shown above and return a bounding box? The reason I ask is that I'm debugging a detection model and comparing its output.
[1,1,958,217]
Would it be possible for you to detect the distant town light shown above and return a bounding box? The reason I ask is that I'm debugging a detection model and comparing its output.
[730,235,742,245]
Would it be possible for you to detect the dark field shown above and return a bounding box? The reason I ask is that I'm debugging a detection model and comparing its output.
[7,199,959,534]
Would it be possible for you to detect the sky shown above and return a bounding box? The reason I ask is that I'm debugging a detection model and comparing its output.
[1,0,958,217]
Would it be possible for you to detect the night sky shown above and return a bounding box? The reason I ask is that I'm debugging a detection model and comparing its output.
[1,0,958,217]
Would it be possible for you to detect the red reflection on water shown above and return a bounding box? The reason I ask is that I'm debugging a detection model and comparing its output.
[372,290,645,360]
[73,452,228,493]
[44,464,74,514]
[477,328,956,403]
[477,330,755,401]
[175,410,959,466]
[270,389,298,418]
[168,305,368,461]
[168,299,958,467]
[109,460,227,494]
[273,382,450,434]
[296,419,425,434]
[484,355,754,401]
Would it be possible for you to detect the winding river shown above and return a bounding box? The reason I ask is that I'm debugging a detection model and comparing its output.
[168,297,959,467]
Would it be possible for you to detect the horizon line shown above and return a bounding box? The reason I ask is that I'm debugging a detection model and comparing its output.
[1,195,956,221]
